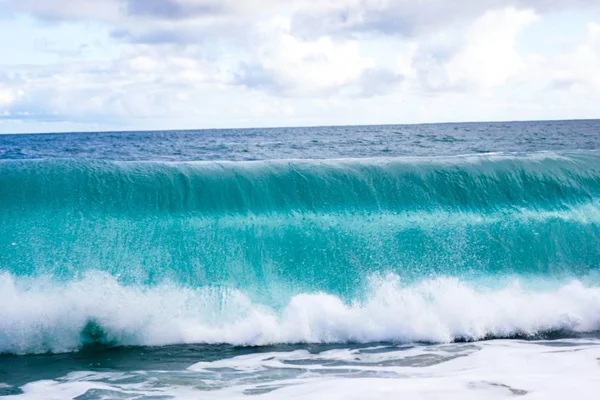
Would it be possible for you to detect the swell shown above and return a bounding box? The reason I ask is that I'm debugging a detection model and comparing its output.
[0,153,599,214]
[1,153,600,291]
[2,152,600,354]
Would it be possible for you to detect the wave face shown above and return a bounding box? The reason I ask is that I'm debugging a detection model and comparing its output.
[1,152,600,354]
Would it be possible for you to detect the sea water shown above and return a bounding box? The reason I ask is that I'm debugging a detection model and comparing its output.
[1,120,600,399]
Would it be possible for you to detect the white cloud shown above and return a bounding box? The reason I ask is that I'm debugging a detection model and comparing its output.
[546,22,600,90]
[1,0,600,132]
[0,87,24,116]
[233,17,374,96]
[443,8,539,90]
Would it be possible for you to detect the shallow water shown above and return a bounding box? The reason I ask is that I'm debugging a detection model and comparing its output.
[3,339,600,399]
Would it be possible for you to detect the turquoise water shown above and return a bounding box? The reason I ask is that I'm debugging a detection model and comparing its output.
[1,120,600,398]
[2,155,600,302]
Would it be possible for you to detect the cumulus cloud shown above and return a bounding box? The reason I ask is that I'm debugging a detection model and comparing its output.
[124,0,225,19]
[232,17,373,97]
[1,0,600,131]
[544,22,600,91]
[411,8,538,92]
[0,0,122,22]
[289,0,596,39]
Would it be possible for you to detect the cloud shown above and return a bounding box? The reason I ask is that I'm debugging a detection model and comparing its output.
[0,87,24,109]
[124,0,224,20]
[543,22,600,92]
[231,18,373,97]
[414,8,539,92]
[358,68,405,97]
[0,44,223,124]
[110,27,193,45]
[289,0,596,39]
[1,0,600,132]
[0,0,121,22]
[232,63,284,94]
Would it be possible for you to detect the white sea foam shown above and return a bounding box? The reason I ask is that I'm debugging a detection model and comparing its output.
[7,340,600,399]
[2,271,600,354]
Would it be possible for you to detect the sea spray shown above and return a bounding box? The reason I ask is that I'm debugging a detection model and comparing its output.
[2,153,600,354]
[1,272,600,354]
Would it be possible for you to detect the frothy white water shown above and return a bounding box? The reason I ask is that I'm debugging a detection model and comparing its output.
[7,340,600,399]
[2,271,600,354]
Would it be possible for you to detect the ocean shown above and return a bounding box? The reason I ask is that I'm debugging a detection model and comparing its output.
[1,120,600,399]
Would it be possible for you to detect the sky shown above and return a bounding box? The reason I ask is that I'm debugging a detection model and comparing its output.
[1,0,600,134]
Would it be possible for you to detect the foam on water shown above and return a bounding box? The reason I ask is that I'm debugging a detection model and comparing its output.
[2,271,600,355]
[6,340,600,399]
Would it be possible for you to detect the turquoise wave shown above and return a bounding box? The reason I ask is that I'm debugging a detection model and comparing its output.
[2,153,600,295]
[2,153,599,213]
[2,152,600,353]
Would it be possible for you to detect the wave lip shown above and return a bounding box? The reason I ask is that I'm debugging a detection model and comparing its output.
[1,152,599,214]
[2,272,600,355]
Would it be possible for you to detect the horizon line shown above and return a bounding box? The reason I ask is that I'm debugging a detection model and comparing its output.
[1,117,599,136]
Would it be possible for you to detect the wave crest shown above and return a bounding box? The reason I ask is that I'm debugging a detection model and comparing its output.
[2,272,600,355]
